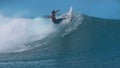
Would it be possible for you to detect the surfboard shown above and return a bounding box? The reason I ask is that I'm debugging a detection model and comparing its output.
[54,6,72,24]
[65,6,72,23]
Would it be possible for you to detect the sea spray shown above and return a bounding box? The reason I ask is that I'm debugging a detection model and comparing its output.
[0,14,55,53]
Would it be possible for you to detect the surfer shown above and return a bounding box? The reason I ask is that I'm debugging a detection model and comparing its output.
[48,9,67,24]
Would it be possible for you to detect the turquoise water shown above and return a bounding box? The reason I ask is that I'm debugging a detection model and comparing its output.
[0,12,120,68]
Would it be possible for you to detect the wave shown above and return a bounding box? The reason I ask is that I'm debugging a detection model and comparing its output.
[1,11,120,53]
[0,10,84,53]
[0,12,120,68]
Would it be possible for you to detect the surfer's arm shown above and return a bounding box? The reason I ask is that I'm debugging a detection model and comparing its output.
[47,16,52,18]
[55,9,60,13]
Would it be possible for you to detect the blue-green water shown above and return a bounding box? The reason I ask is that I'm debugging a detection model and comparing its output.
[0,12,120,68]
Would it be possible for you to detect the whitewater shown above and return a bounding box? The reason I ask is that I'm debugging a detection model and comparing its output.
[0,13,56,52]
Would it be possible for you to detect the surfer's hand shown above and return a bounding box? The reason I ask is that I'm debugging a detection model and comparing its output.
[47,16,51,18]
[56,9,60,13]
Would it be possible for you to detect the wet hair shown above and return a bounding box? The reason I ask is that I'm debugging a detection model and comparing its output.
[52,10,55,14]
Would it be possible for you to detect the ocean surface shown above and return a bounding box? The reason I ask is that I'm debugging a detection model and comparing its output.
[0,12,120,68]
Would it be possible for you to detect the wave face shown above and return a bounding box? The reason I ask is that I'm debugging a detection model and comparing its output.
[0,12,120,68]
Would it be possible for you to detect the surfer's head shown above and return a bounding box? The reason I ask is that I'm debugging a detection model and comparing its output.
[52,10,55,14]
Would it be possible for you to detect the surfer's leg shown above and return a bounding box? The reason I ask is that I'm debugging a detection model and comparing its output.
[57,18,66,21]
[65,15,70,19]
[62,15,70,19]
[54,18,64,24]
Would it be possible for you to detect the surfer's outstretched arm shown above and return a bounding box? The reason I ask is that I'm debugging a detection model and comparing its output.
[55,9,60,13]
[47,16,52,18]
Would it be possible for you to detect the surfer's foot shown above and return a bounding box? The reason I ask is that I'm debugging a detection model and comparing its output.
[65,15,70,19]
[62,15,70,19]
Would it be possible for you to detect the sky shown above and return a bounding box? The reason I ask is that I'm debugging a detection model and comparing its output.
[0,0,120,19]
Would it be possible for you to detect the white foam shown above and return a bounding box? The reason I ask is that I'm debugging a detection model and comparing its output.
[0,13,55,53]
